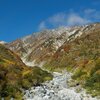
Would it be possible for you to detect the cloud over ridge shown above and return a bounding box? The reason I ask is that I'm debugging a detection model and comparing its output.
[38,8,100,30]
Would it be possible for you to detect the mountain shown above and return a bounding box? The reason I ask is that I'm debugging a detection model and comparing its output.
[0,44,53,99]
[44,23,100,97]
[6,23,100,97]
[7,23,99,65]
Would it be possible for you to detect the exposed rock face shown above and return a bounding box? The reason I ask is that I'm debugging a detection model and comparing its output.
[7,23,100,64]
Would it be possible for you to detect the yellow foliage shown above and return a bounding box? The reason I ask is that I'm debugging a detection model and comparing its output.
[22,70,31,76]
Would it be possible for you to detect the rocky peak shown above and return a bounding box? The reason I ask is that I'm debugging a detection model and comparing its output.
[7,23,100,65]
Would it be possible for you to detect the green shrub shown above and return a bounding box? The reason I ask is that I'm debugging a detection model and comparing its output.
[72,69,86,80]
[85,73,100,88]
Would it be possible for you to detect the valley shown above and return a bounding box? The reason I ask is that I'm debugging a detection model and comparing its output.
[23,71,98,100]
[0,23,100,99]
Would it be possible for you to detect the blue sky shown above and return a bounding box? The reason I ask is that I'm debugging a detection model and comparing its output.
[0,0,100,42]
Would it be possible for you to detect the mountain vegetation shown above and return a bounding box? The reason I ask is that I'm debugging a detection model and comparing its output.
[44,27,100,97]
[0,44,53,99]
[5,23,100,97]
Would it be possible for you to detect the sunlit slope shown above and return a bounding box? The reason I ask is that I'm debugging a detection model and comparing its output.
[44,27,100,97]
[0,44,53,99]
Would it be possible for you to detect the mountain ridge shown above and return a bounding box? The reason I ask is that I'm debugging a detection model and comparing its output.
[7,23,100,65]
[6,22,100,97]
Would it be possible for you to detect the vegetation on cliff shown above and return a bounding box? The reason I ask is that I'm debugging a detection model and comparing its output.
[0,44,53,99]
[44,29,100,96]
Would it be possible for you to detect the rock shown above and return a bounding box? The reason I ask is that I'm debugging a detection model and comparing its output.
[23,72,98,100]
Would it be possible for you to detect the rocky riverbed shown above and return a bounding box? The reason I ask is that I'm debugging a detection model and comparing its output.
[23,71,98,100]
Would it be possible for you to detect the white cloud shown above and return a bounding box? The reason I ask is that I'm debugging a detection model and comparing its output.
[84,8,100,20]
[84,9,96,14]
[38,9,100,30]
[48,13,67,26]
[94,11,100,19]
[67,13,90,26]
[38,21,46,31]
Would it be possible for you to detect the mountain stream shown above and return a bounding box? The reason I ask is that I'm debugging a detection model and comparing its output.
[23,71,98,100]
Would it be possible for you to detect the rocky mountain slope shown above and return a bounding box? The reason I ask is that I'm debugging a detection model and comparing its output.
[7,23,98,65]
[44,23,100,97]
[0,44,53,99]
[6,23,100,97]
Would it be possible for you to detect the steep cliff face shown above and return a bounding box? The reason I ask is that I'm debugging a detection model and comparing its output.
[0,44,53,99]
[7,23,98,64]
